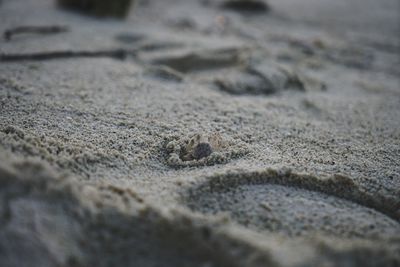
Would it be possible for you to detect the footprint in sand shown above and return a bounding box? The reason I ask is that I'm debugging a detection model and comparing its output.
[183,171,400,238]
[211,63,326,96]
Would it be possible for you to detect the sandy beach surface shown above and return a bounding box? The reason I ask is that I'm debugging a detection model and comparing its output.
[0,0,399,266]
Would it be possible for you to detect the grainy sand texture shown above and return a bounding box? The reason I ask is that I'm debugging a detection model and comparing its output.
[0,0,400,266]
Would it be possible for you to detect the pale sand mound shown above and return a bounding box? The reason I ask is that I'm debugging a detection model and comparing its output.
[0,0,399,266]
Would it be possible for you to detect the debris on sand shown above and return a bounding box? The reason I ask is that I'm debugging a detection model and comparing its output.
[220,0,270,14]
[57,0,134,18]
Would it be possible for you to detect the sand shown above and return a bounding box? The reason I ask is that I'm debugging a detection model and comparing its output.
[0,0,399,266]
